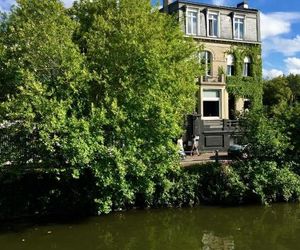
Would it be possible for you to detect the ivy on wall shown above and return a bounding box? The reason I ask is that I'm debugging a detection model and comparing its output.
[226,45,263,109]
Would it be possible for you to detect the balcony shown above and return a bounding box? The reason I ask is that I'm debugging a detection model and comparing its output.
[199,75,225,86]
[189,116,240,151]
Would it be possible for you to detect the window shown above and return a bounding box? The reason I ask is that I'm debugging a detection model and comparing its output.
[244,98,251,111]
[203,90,221,118]
[243,56,251,76]
[186,10,198,35]
[208,13,219,37]
[234,16,245,40]
[200,51,212,76]
[226,54,235,76]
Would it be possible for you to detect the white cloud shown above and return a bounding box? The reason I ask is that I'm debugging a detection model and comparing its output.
[263,69,284,79]
[285,57,300,74]
[261,12,300,40]
[272,35,300,56]
[261,12,300,58]
[263,35,300,57]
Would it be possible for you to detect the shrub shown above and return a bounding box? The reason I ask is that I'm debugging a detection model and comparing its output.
[0,168,98,220]
[186,163,246,205]
[233,160,300,204]
[239,111,291,162]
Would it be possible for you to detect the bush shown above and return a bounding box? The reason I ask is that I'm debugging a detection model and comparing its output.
[0,168,98,220]
[185,163,246,205]
[239,111,291,162]
[233,160,300,204]
[160,167,200,207]
[2,160,300,220]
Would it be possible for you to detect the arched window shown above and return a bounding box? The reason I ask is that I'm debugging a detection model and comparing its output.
[226,54,235,76]
[200,51,212,76]
[243,56,251,76]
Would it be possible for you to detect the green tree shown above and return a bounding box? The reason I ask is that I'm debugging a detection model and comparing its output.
[70,0,200,211]
[239,111,291,162]
[72,0,199,145]
[0,0,200,213]
[0,0,92,168]
[280,103,300,161]
[286,74,300,102]
[263,74,300,162]
[263,76,293,115]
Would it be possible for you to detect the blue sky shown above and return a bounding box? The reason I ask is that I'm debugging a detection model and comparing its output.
[1,0,300,79]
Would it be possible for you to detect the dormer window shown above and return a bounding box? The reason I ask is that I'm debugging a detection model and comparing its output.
[208,12,219,37]
[186,9,198,35]
[234,15,245,40]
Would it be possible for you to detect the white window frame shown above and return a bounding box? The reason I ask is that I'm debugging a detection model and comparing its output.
[186,8,199,36]
[243,56,251,76]
[202,89,222,120]
[233,14,246,40]
[200,51,213,77]
[207,11,220,37]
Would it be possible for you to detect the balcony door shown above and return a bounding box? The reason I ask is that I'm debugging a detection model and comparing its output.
[200,51,212,77]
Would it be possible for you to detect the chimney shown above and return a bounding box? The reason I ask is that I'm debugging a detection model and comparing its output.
[163,0,171,13]
[237,0,249,9]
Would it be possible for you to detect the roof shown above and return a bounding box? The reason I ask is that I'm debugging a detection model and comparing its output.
[169,0,259,13]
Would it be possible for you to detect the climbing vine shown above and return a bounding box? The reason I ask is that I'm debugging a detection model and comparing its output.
[226,45,263,109]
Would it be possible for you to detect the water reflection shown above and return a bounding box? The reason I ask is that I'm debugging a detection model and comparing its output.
[202,232,234,250]
[1,203,300,250]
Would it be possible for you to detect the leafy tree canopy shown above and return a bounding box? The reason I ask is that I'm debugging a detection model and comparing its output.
[263,74,300,115]
[263,76,293,115]
[0,0,200,212]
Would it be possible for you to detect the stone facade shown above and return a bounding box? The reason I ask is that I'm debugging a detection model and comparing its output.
[167,0,261,121]
[169,0,261,44]
[165,0,262,151]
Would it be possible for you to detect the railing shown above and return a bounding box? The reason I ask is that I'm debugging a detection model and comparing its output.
[225,120,239,130]
[185,115,240,151]
[202,120,223,129]
[202,119,239,132]
[199,74,225,85]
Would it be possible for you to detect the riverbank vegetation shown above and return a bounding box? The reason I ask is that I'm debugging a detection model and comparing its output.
[0,0,300,220]
[0,0,200,219]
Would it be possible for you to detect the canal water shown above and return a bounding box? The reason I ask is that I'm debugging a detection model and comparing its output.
[1,203,300,250]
